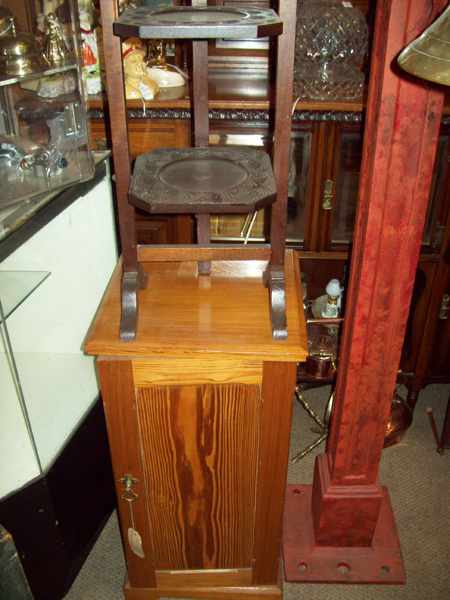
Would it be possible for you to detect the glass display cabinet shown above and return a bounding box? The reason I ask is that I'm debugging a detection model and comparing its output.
[0,0,93,210]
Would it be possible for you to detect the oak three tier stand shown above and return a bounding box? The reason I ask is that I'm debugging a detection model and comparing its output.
[85,1,308,599]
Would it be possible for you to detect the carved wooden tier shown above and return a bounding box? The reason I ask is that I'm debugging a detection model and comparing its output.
[130,147,276,215]
[114,6,282,39]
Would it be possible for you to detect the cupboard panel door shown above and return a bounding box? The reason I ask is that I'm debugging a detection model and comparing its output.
[136,383,261,570]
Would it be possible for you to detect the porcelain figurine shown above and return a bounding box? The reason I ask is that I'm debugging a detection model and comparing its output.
[321,278,343,318]
[123,39,159,101]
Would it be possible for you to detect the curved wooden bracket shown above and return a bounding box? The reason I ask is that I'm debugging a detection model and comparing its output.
[264,266,288,340]
[120,266,148,341]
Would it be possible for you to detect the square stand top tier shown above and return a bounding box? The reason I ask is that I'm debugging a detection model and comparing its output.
[113,6,283,39]
[84,250,307,362]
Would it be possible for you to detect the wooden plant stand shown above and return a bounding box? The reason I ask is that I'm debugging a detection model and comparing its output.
[91,2,309,597]
[85,250,307,600]
[99,0,297,341]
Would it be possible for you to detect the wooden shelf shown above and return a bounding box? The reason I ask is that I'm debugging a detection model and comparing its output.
[87,89,365,114]
[87,73,450,115]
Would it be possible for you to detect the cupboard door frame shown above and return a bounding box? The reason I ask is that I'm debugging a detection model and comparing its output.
[97,359,157,588]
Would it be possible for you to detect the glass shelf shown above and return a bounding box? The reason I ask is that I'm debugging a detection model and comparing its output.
[0,270,51,322]
[0,63,78,88]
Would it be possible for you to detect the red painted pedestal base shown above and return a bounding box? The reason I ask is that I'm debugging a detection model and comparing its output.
[283,485,405,584]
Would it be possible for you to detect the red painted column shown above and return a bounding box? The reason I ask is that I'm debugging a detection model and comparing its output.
[284,0,445,583]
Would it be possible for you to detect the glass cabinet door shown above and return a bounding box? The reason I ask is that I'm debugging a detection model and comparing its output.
[428,282,450,378]
[330,125,363,248]
[286,127,311,245]
[209,126,268,241]
[208,122,312,244]
[328,122,449,251]
[423,131,450,251]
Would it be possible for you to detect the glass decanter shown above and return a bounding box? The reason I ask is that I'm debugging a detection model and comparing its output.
[294,0,368,101]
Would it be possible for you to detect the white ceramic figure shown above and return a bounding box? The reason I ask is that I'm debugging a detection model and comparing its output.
[321,278,343,318]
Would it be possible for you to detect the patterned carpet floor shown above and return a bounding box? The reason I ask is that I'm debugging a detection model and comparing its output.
[65,384,450,600]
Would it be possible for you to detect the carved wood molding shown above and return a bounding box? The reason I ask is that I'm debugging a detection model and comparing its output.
[88,107,365,123]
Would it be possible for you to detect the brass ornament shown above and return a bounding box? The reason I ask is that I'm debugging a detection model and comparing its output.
[384,392,413,448]
[0,7,14,38]
[0,20,46,77]
[398,4,450,87]
[43,13,70,67]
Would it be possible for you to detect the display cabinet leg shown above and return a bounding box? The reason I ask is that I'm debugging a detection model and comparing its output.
[120,265,148,341]
[430,393,450,452]
[426,407,445,453]
[406,384,421,411]
[441,394,450,450]
[264,265,287,340]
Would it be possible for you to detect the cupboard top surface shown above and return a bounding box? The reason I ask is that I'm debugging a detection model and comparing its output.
[84,250,307,361]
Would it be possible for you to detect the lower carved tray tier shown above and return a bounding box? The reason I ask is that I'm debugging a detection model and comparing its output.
[130,146,277,214]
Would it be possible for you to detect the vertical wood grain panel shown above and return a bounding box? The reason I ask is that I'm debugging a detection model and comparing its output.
[136,383,261,570]
[97,360,156,588]
[252,361,297,584]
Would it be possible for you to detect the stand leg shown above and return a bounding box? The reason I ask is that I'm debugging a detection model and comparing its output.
[406,383,421,411]
[196,213,211,275]
[120,265,148,341]
[264,265,287,340]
